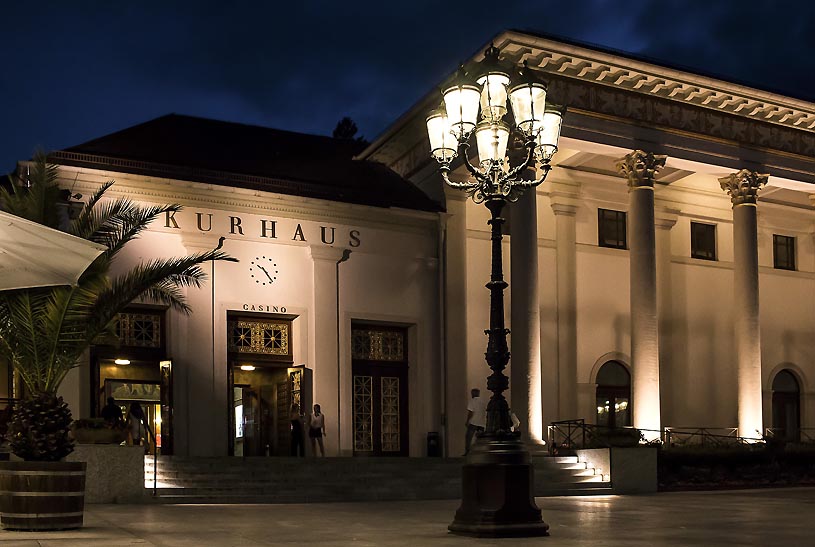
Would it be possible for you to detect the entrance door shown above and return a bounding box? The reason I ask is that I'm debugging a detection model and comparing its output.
[351,326,409,456]
[772,370,801,442]
[595,361,631,429]
[229,364,313,456]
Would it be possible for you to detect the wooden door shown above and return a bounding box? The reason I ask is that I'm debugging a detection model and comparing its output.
[351,326,409,457]
[352,363,408,456]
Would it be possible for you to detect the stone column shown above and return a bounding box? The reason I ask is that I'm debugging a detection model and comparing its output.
[309,245,348,456]
[616,150,666,437]
[510,189,543,443]
[443,188,469,456]
[549,181,580,421]
[654,206,678,426]
[719,170,768,439]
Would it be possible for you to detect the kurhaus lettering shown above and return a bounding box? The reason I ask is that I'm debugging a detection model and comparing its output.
[242,304,287,313]
[165,212,362,247]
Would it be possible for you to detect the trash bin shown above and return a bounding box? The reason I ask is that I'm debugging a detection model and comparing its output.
[426,431,441,457]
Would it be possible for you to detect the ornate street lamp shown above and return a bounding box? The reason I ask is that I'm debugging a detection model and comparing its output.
[426,45,564,537]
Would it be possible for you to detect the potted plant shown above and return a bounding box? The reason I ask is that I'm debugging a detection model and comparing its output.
[0,155,234,530]
[71,418,127,445]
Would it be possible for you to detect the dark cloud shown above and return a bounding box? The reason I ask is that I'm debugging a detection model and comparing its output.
[1,1,812,172]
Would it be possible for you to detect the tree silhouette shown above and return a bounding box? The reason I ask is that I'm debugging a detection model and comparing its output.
[333,117,359,140]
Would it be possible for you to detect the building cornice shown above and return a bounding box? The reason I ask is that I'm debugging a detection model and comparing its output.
[363,30,815,186]
[498,30,815,134]
[46,164,439,237]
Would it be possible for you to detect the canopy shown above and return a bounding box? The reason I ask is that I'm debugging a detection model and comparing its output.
[0,210,105,291]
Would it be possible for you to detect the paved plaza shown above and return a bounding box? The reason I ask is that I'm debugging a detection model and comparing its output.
[0,488,812,546]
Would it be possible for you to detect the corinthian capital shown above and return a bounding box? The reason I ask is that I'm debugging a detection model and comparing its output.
[615,150,667,189]
[718,170,768,206]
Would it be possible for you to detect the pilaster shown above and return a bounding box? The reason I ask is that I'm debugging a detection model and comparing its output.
[510,189,543,443]
[549,181,580,422]
[308,245,349,456]
[443,187,469,456]
[654,205,678,426]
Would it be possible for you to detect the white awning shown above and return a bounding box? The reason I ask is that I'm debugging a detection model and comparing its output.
[0,210,106,291]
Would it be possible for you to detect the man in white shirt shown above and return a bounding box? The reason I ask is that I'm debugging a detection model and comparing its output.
[465,388,487,455]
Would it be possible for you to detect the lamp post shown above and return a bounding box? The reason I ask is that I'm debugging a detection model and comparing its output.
[426,45,564,538]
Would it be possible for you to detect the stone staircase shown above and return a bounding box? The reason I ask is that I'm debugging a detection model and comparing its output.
[143,455,611,503]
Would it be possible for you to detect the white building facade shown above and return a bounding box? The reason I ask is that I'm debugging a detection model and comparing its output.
[11,30,814,458]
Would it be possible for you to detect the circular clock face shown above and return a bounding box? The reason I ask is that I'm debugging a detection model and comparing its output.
[249,256,278,286]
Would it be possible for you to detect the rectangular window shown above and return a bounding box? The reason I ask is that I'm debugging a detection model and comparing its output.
[773,235,796,271]
[690,222,717,261]
[598,209,627,249]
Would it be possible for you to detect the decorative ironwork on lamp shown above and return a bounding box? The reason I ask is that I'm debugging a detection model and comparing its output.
[426,47,564,203]
[426,44,565,538]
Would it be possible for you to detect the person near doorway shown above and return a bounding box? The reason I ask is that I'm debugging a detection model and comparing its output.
[290,403,305,457]
[101,397,124,428]
[127,402,152,453]
[309,404,326,457]
[464,388,487,455]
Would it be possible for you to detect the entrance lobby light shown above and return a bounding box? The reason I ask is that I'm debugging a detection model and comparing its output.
[114,359,130,365]
[239,365,256,371]
[425,44,564,538]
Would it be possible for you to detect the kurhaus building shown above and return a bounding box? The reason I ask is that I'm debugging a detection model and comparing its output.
[10,29,815,457]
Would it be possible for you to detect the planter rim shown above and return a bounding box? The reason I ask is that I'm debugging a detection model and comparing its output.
[0,461,86,471]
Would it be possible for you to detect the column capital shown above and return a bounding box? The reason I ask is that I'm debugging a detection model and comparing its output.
[615,150,667,189]
[308,245,348,262]
[654,207,680,230]
[719,170,768,206]
[550,202,578,216]
[549,180,580,216]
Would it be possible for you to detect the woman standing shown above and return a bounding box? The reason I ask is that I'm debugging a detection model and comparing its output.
[289,403,305,457]
[309,404,326,457]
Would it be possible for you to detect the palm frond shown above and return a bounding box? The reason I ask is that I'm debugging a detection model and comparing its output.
[68,180,114,238]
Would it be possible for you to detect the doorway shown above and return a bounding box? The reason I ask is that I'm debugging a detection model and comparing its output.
[230,364,312,456]
[91,308,171,454]
[351,325,409,456]
[595,360,631,429]
[771,369,801,442]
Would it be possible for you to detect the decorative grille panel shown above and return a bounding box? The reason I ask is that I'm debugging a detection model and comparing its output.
[381,377,400,452]
[353,375,373,452]
[351,329,405,361]
[116,313,161,348]
[290,369,302,409]
[227,321,290,355]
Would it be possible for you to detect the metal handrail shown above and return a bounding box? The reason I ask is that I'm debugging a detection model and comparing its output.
[764,427,815,443]
[548,420,770,453]
[663,427,763,447]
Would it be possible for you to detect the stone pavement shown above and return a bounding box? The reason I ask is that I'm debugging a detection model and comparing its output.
[0,487,812,546]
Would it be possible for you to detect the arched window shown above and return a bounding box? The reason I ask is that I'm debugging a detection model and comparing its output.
[771,369,800,442]
[595,361,631,429]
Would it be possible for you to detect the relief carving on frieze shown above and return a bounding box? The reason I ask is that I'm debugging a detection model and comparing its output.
[545,76,815,158]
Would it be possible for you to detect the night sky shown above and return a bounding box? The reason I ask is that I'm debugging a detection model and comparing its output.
[2,0,814,173]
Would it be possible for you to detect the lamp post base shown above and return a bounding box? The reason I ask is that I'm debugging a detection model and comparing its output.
[448,432,549,538]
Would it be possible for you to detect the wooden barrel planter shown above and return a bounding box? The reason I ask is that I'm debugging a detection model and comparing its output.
[0,461,86,530]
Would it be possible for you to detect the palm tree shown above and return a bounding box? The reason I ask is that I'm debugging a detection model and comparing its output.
[0,155,234,460]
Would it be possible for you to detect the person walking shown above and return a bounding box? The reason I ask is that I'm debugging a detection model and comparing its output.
[464,388,487,455]
[308,404,326,457]
[101,397,124,427]
[290,403,305,457]
[127,402,153,453]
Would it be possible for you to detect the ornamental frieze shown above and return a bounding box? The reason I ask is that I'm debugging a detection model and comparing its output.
[544,76,815,159]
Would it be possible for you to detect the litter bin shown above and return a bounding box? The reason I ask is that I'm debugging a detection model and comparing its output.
[426,431,441,457]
